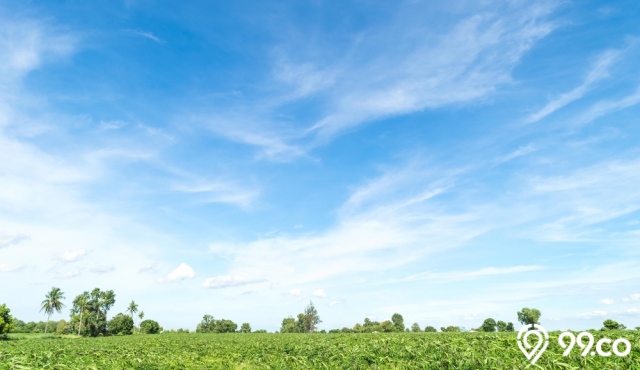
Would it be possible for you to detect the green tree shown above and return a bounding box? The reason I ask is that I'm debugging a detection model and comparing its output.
[441,326,461,332]
[481,318,497,332]
[140,319,161,334]
[71,292,89,336]
[303,301,321,333]
[424,325,437,332]
[496,320,507,332]
[215,319,237,333]
[70,288,115,337]
[55,320,70,335]
[0,304,13,336]
[138,311,144,325]
[240,322,251,333]
[391,313,405,332]
[353,323,363,333]
[280,316,300,333]
[602,319,623,331]
[378,320,395,332]
[411,322,421,332]
[40,287,65,334]
[196,314,215,333]
[506,322,515,332]
[517,308,541,328]
[125,301,138,329]
[108,313,134,335]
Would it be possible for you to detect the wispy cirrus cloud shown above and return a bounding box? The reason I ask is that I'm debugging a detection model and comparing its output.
[304,1,558,139]
[524,48,622,124]
[0,17,76,83]
[576,85,640,126]
[400,265,543,283]
[191,1,559,160]
[0,232,29,248]
[202,275,266,289]
[90,265,116,274]
[127,30,163,43]
[0,263,26,272]
[173,181,260,209]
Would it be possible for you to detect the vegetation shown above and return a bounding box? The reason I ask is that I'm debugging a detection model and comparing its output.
[108,314,134,335]
[40,287,65,334]
[140,320,162,334]
[517,307,541,328]
[2,331,639,369]
[70,288,116,337]
[602,319,627,331]
[196,315,237,333]
[280,301,322,333]
[0,304,12,338]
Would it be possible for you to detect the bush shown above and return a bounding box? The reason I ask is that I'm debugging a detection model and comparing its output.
[108,314,134,335]
[140,319,161,334]
[0,304,13,336]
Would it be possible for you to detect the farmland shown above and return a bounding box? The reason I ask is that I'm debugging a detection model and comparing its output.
[1,331,639,369]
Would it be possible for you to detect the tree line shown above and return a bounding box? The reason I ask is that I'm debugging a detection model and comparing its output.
[2,294,639,339]
[0,287,161,337]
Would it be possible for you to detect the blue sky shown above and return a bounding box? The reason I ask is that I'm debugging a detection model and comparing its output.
[1,0,640,332]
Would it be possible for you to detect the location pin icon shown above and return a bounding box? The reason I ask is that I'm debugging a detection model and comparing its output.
[517,324,549,365]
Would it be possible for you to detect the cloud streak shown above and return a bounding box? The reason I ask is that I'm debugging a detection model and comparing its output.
[0,232,29,248]
[525,49,621,124]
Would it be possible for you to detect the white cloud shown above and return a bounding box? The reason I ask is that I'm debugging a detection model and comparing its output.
[173,181,260,209]
[313,289,327,298]
[305,2,558,139]
[601,298,614,305]
[202,275,266,289]
[129,30,163,43]
[52,249,87,263]
[401,265,542,283]
[90,265,116,274]
[577,310,607,319]
[496,144,536,163]
[288,289,302,296]
[139,262,158,272]
[99,120,126,130]
[54,271,80,279]
[329,300,341,307]
[577,86,640,126]
[0,263,26,272]
[0,18,76,82]
[625,308,639,315]
[622,293,640,303]
[158,263,196,283]
[0,232,29,248]
[525,49,621,124]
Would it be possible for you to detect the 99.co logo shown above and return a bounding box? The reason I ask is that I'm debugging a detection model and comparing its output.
[518,324,632,365]
[558,331,631,358]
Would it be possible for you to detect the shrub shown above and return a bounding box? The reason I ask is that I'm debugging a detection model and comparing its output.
[140,319,161,334]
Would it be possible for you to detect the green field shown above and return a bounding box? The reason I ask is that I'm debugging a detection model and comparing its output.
[1,332,639,369]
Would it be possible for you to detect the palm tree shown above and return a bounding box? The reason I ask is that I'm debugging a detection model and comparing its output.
[73,292,90,336]
[40,287,65,334]
[126,301,139,330]
[138,311,144,330]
